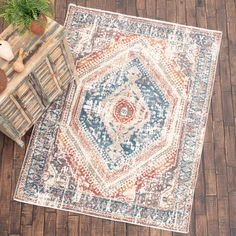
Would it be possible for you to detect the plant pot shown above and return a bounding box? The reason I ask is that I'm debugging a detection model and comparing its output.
[30,14,48,35]
[0,69,7,93]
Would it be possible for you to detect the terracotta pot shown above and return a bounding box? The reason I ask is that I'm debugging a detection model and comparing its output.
[0,69,7,93]
[30,14,48,35]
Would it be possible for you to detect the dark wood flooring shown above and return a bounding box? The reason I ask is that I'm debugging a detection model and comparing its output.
[0,0,236,235]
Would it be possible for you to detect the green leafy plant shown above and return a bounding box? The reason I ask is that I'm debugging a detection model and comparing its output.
[0,0,53,34]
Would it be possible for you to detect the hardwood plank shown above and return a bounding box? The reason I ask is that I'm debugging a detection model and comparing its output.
[161,230,173,235]
[44,212,56,236]
[21,225,32,236]
[77,0,86,7]
[126,0,137,16]
[225,0,236,20]
[0,137,14,234]
[56,210,68,236]
[224,126,236,167]
[9,139,26,234]
[91,217,103,236]
[205,168,217,196]
[114,222,126,236]
[137,0,146,10]
[188,204,196,236]
[203,142,215,170]
[186,0,196,26]
[222,92,234,126]
[216,173,229,199]
[228,167,236,192]
[213,121,225,149]
[196,0,205,7]
[150,228,162,236]
[196,5,207,28]
[231,228,236,236]
[55,0,67,24]
[166,0,177,22]
[103,220,114,236]
[214,145,228,200]
[79,215,91,236]
[138,226,149,236]
[233,86,236,116]
[229,191,236,228]
[105,0,116,11]
[205,0,216,18]
[68,214,79,236]
[32,207,45,236]
[195,214,208,236]
[114,0,126,13]
[206,196,219,236]
[204,111,213,143]
[219,41,232,92]
[146,0,156,19]
[194,161,206,215]
[176,0,186,24]
[156,0,166,20]
[126,224,139,236]
[212,76,223,121]
[218,197,230,236]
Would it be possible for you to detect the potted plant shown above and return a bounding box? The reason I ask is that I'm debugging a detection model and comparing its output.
[0,0,53,35]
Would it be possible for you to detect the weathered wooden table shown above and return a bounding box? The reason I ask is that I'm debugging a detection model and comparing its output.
[0,18,75,147]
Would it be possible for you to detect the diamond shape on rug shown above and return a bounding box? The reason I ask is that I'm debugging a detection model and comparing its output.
[14,4,222,233]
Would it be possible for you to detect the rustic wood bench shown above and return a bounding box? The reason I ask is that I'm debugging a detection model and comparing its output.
[0,18,75,147]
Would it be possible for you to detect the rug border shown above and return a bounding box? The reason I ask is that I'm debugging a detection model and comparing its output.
[13,197,190,234]
[65,3,222,35]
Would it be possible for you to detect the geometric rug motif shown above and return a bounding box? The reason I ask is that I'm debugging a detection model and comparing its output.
[14,4,222,233]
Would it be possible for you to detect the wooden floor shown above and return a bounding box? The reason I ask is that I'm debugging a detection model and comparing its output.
[0,0,236,235]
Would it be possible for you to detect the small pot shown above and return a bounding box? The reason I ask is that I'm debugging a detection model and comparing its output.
[30,14,48,35]
[0,69,7,93]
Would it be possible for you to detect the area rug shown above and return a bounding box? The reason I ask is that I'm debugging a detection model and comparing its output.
[14,4,222,233]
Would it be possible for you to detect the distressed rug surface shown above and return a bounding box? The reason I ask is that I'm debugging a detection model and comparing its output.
[15,4,222,233]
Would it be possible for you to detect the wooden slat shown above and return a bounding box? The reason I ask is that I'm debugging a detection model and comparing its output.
[32,207,45,236]
[126,224,139,236]
[150,228,162,236]
[0,137,14,235]
[229,191,236,228]
[194,161,206,215]
[8,139,26,235]
[102,220,114,236]
[176,0,186,24]
[114,222,126,236]
[224,126,236,167]
[44,211,56,236]
[56,210,68,236]
[139,226,150,236]
[146,0,156,19]
[91,217,103,236]
[156,0,166,20]
[21,225,32,236]
[218,197,230,236]
[79,215,91,236]
[68,214,80,236]
[166,0,177,23]
[206,196,219,235]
